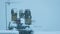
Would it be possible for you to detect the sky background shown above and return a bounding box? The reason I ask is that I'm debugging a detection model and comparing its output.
[0,0,60,32]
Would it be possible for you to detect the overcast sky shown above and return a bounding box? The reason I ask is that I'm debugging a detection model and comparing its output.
[0,0,60,31]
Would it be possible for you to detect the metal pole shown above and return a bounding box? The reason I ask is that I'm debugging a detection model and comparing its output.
[5,3,7,30]
[5,0,10,30]
[5,0,18,30]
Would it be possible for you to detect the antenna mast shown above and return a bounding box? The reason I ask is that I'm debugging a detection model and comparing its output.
[5,0,11,30]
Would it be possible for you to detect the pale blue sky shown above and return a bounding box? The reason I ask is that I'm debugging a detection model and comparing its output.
[0,0,60,31]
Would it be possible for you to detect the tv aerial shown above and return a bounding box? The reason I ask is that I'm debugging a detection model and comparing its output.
[5,0,20,30]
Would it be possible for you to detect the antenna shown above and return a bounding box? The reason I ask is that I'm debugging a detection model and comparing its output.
[5,0,11,30]
[5,0,16,30]
[5,0,21,30]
